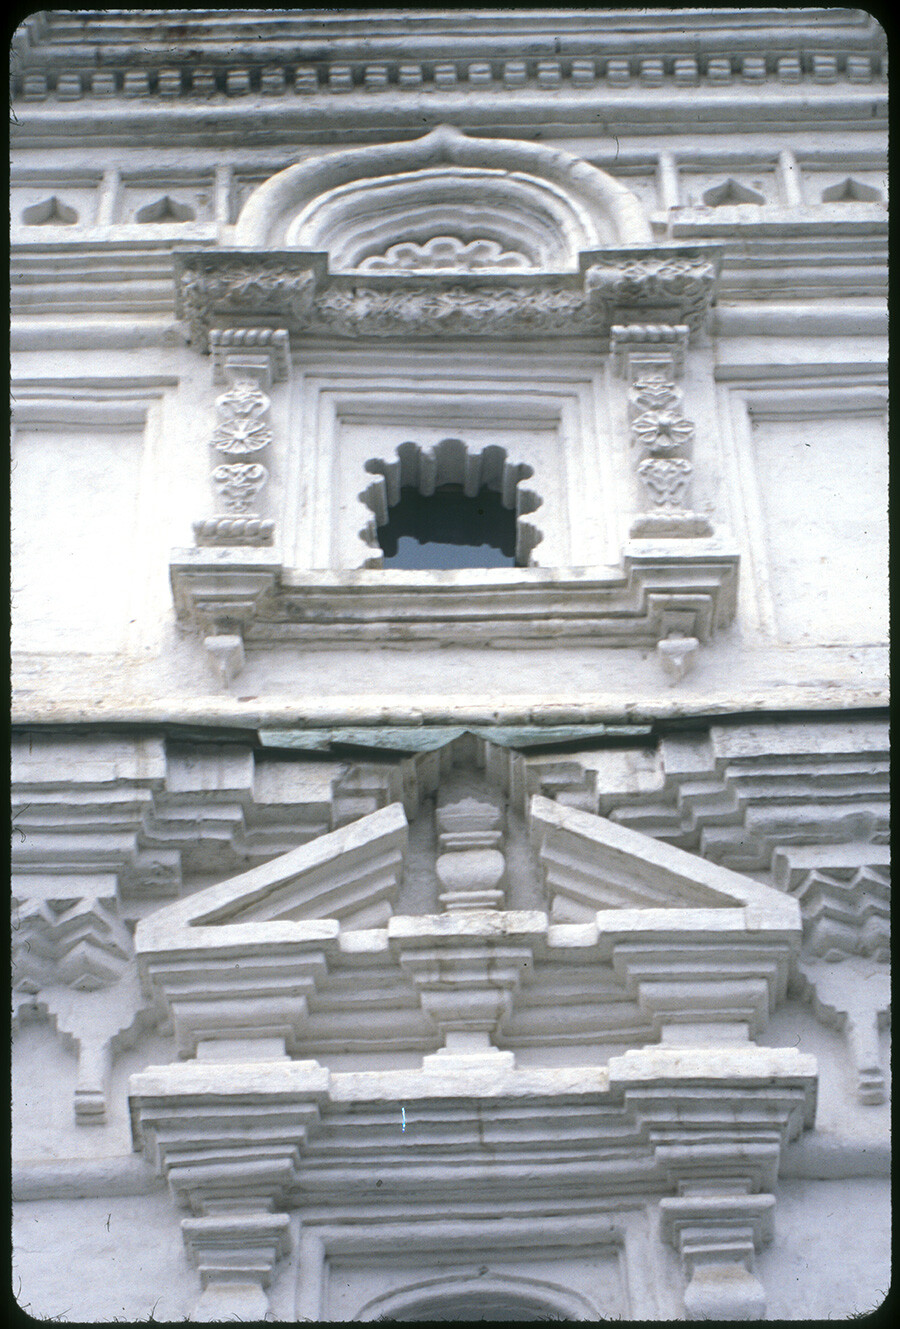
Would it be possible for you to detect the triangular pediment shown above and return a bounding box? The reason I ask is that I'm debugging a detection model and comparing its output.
[138,802,408,942]
[529,795,797,925]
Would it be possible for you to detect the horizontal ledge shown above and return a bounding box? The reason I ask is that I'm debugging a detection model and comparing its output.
[712,301,887,337]
[11,316,186,350]
[13,1155,162,1201]
[779,1135,890,1180]
[14,1134,887,1203]
[10,693,890,732]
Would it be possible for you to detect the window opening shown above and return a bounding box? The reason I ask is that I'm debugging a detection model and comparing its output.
[360,438,542,570]
[376,483,517,569]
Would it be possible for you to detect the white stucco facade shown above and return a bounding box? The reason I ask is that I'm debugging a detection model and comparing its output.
[11,9,888,1322]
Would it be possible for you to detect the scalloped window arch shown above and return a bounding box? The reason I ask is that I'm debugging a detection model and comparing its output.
[360,438,542,569]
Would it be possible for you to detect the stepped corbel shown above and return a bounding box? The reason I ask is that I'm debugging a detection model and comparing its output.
[773,845,890,1105]
[12,890,153,1125]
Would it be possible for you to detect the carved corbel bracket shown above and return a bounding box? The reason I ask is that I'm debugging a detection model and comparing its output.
[793,956,889,1105]
[182,1213,292,1323]
[210,326,292,388]
[170,548,281,685]
[611,1044,816,1321]
[660,1192,773,1321]
[129,1060,328,1321]
[583,246,721,335]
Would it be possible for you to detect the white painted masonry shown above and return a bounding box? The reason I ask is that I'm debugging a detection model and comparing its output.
[11,9,888,1322]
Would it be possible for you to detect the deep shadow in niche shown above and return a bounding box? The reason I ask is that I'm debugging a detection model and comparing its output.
[376,483,518,569]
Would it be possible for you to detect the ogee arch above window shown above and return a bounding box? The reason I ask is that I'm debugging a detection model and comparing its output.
[233,124,651,269]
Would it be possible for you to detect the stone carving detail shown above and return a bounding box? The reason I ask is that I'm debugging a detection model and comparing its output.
[178,264,317,349]
[632,408,695,453]
[195,330,290,551]
[784,862,889,962]
[585,256,719,331]
[435,796,508,912]
[657,633,699,684]
[12,895,132,993]
[209,327,291,384]
[11,889,153,1127]
[611,323,690,379]
[174,248,719,349]
[628,377,683,414]
[357,236,532,273]
[313,283,589,338]
[212,462,268,513]
[210,379,273,454]
[637,455,694,507]
[192,515,275,546]
[795,955,889,1106]
[623,369,710,545]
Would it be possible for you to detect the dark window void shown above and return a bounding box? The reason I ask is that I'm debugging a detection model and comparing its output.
[376,483,517,569]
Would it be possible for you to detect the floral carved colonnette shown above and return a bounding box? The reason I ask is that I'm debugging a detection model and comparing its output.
[174,248,721,349]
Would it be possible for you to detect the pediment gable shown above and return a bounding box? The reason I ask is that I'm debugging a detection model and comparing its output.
[529,795,797,926]
[137,801,407,944]
[133,768,801,1061]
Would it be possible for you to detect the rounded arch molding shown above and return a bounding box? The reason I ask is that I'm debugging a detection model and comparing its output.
[233,124,651,266]
[353,1268,601,1322]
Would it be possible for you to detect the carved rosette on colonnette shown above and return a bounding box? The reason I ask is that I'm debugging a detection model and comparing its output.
[192,328,293,549]
[611,322,706,683]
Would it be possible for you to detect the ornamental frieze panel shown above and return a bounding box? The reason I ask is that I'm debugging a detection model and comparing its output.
[174,245,720,351]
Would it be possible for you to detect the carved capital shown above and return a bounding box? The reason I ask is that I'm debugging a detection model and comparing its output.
[585,253,719,331]
[611,323,690,380]
[210,327,291,386]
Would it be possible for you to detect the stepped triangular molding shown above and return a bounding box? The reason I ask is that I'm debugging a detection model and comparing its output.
[137,801,407,941]
[530,794,799,926]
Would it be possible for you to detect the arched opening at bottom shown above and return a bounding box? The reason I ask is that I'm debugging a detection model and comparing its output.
[376,483,518,569]
[372,1290,572,1321]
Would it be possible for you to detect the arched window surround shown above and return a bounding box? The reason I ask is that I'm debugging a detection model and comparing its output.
[233,124,651,265]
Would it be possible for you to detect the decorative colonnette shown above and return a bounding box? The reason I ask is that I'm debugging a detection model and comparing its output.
[189,327,293,685]
[609,320,706,684]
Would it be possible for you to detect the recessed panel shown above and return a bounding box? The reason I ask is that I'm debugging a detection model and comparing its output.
[12,425,143,652]
[751,411,888,644]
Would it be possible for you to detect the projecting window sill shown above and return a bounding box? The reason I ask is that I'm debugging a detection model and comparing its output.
[170,540,739,650]
[280,565,622,589]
